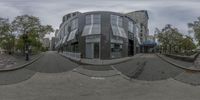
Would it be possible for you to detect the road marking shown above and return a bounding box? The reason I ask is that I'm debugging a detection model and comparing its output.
[91,77,105,80]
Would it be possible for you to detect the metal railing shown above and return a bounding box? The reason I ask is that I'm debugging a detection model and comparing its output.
[62,52,81,61]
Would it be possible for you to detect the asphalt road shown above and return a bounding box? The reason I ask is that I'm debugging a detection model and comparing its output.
[1,52,200,100]
[26,51,79,73]
[114,54,184,81]
[0,51,79,85]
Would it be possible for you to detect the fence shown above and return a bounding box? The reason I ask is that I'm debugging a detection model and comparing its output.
[62,52,81,61]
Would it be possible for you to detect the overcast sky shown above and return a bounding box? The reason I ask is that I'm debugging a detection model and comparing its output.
[0,0,200,38]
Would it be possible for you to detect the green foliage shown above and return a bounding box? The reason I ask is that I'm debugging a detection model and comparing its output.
[0,15,54,54]
[157,24,196,55]
[188,17,200,45]
[12,15,54,53]
[0,18,15,54]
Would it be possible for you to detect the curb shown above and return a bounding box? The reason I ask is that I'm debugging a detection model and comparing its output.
[59,53,143,66]
[0,53,44,72]
[111,65,132,81]
[156,53,200,72]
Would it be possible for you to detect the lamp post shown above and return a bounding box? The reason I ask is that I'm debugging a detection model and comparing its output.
[23,33,29,61]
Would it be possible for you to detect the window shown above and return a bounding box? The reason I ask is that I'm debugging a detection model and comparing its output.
[71,18,78,30]
[111,43,122,58]
[111,44,122,52]
[82,14,101,36]
[128,20,134,33]
[67,18,78,41]
[86,15,92,25]
[93,15,101,24]
[111,15,127,38]
[111,15,123,27]
[67,29,78,41]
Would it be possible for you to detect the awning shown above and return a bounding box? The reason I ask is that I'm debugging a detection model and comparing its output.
[82,24,101,36]
[111,25,127,38]
[67,29,78,41]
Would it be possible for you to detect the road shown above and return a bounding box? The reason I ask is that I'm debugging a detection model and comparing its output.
[114,54,184,81]
[26,51,79,73]
[1,52,200,100]
[0,51,79,85]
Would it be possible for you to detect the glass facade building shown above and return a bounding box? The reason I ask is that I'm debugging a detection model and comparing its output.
[56,11,142,60]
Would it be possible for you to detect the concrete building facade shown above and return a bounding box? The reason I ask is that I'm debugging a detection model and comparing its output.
[126,10,149,52]
[50,37,56,51]
[56,11,148,60]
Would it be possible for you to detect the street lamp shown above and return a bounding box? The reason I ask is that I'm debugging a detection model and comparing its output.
[22,33,29,61]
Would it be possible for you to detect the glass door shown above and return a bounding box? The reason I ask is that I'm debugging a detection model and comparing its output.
[86,43,100,59]
[94,43,99,58]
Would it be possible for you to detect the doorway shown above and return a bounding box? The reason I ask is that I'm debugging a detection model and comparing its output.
[86,43,100,59]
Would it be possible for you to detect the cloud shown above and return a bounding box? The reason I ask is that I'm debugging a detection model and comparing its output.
[0,0,200,38]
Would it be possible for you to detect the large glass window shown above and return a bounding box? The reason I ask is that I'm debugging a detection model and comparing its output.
[111,15,123,27]
[67,18,78,41]
[111,15,127,38]
[67,29,78,41]
[111,43,122,58]
[93,15,101,24]
[71,18,78,30]
[82,14,101,36]
[86,15,92,25]
[135,26,141,44]
[128,20,134,33]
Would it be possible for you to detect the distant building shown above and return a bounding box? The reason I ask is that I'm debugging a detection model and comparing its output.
[126,10,149,43]
[50,37,56,51]
[54,29,59,48]
[42,38,50,49]
[126,10,149,52]
[141,35,157,53]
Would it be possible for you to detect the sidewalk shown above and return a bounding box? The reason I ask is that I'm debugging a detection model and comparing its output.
[0,53,43,71]
[156,54,200,71]
[60,52,143,65]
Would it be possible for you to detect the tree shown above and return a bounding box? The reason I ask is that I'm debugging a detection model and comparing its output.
[157,24,183,54]
[181,36,196,55]
[188,17,200,45]
[12,15,54,53]
[0,18,15,54]
[38,25,54,39]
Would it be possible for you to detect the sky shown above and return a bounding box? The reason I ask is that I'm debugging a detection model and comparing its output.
[0,0,200,39]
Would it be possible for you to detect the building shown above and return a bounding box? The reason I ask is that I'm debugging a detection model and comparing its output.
[126,10,149,52]
[142,35,157,53]
[50,37,56,51]
[42,38,50,50]
[56,11,148,60]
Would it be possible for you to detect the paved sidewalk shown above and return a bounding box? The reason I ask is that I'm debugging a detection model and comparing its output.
[60,52,143,65]
[0,53,43,71]
[157,54,194,68]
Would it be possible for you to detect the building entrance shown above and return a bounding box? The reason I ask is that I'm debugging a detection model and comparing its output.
[128,40,134,56]
[86,43,100,59]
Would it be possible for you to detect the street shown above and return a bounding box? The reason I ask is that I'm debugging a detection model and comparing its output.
[114,54,184,81]
[0,51,200,100]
